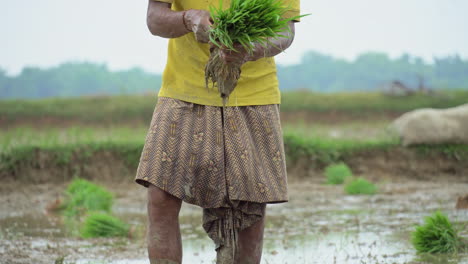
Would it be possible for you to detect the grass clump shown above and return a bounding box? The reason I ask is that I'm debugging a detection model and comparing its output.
[208,0,303,53]
[325,163,353,184]
[344,177,377,195]
[2,91,468,125]
[411,211,464,254]
[80,212,130,238]
[206,0,305,103]
[59,179,132,239]
[62,178,113,216]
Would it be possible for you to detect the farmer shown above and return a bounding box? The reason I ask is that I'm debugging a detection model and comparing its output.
[135,0,300,263]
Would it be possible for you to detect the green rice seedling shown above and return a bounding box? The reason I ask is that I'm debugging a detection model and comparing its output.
[206,0,307,104]
[325,163,353,185]
[62,178,113,216]
[344,177,377,195]
[80,212,130,238]
[411,211,463,254]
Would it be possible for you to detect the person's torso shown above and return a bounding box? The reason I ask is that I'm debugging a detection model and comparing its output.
[158,0,280,107]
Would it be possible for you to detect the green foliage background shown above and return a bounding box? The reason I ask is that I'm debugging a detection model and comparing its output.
[277,51,468,92]
[1,51,468,98]
[0,63,161,99]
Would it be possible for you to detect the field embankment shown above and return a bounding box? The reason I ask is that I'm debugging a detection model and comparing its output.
[2,90,468,126]
[1,91,467,183]
[1,130,467,184]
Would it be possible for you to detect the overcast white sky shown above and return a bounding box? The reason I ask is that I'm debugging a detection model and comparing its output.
[1,0,468,75]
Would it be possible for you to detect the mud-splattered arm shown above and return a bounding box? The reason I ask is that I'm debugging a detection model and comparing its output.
[146,0,212,43]
[247,21,297,61]
[219,21,296,64]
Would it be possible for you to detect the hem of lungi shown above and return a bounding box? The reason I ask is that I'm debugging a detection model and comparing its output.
[135,178,288,208]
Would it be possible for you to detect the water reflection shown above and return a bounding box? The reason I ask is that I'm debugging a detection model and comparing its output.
[1,183,467,264]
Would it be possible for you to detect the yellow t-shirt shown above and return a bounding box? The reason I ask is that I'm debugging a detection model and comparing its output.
[154,0,300,106]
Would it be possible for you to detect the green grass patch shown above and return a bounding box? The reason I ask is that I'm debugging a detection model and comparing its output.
[0,141,145,179]
[1,91,467,124]
[0,126,146,153]
[413,144,468,161]
[282,121,393,142]
[1,125,467,181]
[411,211,465,254]
[80,212,130,238]
[62,178,114,217]
[325,163,353,184]
[280,90,468,113]
[0,95,157,123]
[0,126,146,177]
[1,127,467,180]
[283,131,397,165]
[344,177,377,195]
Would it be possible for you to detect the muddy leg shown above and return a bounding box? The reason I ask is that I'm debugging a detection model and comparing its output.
[147,184,182,264]
[235,208,266,264]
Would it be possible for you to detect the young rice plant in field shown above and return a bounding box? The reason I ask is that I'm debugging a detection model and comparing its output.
[344,177,377,195]
[411,211,464,254]
[62,178,114,216]
[325,163,353,184]
[80,212,130,238]
[206,0,306,104]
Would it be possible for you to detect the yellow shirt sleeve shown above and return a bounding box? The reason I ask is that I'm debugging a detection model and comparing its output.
[282,0,301,22]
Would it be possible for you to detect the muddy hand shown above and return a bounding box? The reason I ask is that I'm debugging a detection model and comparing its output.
[218,43,252,66]
[184,9,212,43]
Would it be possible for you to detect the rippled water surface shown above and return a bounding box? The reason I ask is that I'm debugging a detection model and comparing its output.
[1,181,467,264]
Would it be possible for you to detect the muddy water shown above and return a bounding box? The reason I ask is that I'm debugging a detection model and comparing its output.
[1,181,467,264]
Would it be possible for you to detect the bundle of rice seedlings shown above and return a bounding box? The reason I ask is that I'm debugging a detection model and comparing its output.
[344,177,377,195]
[206,0,305,105]
[62,178,113,217]
[325,163,353,185]
[80,212,130,238]
[411,211,463,254]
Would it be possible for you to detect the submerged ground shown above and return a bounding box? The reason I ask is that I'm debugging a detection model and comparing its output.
[0,178,467,264]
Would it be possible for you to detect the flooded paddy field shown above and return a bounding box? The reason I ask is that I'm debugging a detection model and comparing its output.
[1,178,467,264]
[1,97,468,264]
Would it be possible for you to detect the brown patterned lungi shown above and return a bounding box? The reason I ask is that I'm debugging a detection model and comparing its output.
[135,97,288,262]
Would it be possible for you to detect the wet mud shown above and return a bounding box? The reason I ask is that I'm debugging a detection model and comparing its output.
[1,177,467,264]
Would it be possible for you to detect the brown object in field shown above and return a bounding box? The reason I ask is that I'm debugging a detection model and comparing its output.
[456,195,468,210]
[45,198,62,214]
[205,47,242,106]
[382,80,414,96]
[127,225,136,239]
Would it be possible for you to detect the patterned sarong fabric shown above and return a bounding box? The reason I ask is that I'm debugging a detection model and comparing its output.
[134,97,288,262]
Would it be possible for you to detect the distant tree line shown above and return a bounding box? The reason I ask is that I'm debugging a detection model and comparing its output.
[0,63,162,99]
[278,51,468,92]
[1,51,468,98]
